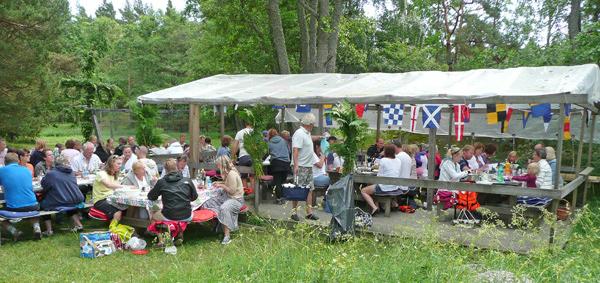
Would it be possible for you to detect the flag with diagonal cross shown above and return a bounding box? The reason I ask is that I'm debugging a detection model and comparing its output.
[422,105,442,129]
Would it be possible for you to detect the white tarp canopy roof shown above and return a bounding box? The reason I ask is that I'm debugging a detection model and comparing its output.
[138,64,600,108]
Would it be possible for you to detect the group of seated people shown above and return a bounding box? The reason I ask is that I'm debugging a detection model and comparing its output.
[0,134,244,245]
[361,140,421,215]
[360,138,562,216]
[204,114,344,222]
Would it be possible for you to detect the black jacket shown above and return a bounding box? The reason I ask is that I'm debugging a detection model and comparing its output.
[40,166,85,210]
[95,144,110,163]
[367,144,383,160]
[148,171,198,221]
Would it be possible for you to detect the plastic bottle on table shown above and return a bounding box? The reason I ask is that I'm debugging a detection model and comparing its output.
[504,161,511,176]
[497,168,504,183]
[205,176,212,189]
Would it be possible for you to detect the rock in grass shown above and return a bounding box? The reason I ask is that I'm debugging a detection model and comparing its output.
[475,270,532,283]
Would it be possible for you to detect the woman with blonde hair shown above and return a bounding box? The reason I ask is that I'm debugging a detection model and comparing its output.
[122,160,155,190]
[406,144,419,179]
[201,155,244,245]
[545,146,562,186]
[93,155,134,222]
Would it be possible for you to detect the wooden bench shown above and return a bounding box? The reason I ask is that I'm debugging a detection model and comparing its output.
[562,173,600,203]
[354,185,405,217]
[0,210,59,246]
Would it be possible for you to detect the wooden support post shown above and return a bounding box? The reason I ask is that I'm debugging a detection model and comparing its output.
[573,112,587,207]
[426,127,437,211]
[91,110,103,145]
[512,134,516,151]
[554,103,565,190]
[447,105,453,147]
[548,199,560,244]
[109,112,114,139]
[189,104,200,178]
[318,105,324,135]
[550,103,565,245]
[220,105,225,138]
[279,106,286,132]
[583,114,596,205]
[376,105,382,141]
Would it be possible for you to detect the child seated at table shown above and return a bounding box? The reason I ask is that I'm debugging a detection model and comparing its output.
[511,162,539,188]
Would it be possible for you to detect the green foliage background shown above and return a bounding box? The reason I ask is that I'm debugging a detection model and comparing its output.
[2,0,600,147]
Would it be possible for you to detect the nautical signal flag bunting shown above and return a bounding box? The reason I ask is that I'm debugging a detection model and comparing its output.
[486,104,507,125]
[383,104,404,126]
[453,105,469,141]
[422,105,442,129]
[564,104,572,140]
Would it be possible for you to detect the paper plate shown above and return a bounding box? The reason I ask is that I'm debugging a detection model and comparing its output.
[131,249,149,255]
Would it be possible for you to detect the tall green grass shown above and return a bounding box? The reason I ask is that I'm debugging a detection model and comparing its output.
[1,198,599,282]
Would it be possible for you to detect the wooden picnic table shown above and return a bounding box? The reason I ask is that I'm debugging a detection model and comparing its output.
[105,182,218,228]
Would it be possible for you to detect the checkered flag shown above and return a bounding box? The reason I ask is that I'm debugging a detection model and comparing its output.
[383,104,404,126]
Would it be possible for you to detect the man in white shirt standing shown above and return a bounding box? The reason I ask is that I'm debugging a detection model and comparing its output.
[291,113,319,221]
[71,142,102,176]
[232,121,254,188]
[232,122,253,164]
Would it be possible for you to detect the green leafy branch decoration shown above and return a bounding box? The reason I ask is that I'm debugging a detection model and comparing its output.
[331,100,369,175]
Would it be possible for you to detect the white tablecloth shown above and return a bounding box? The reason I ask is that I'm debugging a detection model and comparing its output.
[106,187,220,212]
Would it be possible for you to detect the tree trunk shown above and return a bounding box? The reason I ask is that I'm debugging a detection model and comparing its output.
[267,0,290,74]
[546,16,553,47]
[308,0,318,72]
[325,0,343,73]
[297,1,310,73]
[568,0,581,41]
[315,0,329,72]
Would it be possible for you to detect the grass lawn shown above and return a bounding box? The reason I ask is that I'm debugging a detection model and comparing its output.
[1,198,600,282]
[8,123,230,151]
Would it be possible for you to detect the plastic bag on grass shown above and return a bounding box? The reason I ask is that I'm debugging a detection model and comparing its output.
[109,219,135,242]
[126,236,147,250]
[326,174,355,241]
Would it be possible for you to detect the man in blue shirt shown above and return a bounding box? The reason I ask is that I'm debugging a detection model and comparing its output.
[0,152,41,240]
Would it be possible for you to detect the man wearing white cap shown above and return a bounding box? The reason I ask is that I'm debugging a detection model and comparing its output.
[291,113,319,221]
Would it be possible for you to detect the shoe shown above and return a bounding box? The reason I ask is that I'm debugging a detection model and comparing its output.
[42,231,54,237]
[305,214,319,220]
[70,226,84,233]
[370,208,380,217]
[12,230,23,242]
[221,236,231,245]
[33,231,42,241]
[174,234,184,246]
[290,214,300,221]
